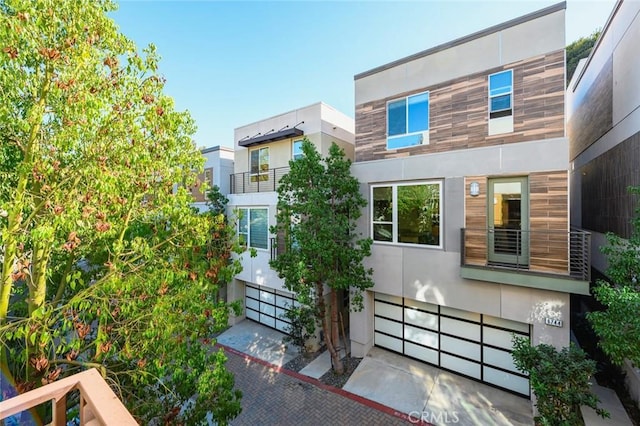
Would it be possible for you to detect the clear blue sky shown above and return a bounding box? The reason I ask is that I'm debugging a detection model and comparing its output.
[111,0,615,149]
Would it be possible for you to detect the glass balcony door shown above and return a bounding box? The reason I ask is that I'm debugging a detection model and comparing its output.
[488,177,529,266]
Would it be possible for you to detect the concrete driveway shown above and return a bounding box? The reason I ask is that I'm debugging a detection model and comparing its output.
[343,347,533,426]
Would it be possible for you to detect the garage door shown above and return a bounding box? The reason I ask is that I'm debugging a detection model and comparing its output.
[374,293,530,396]
[245,284,297,334]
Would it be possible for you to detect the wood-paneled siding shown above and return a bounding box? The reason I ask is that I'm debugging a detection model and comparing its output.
[463,171,568,275]
[464,177,488,266]
[355,50,565,162]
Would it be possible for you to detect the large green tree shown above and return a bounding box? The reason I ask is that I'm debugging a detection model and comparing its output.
[588,186,640,367]
[0,1,241,424]
[270,139,373,374]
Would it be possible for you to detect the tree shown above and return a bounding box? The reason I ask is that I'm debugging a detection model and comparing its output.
[566,30,601,85]
[270,139,373,374]
[512,337,608,425]
[0,1,242,423]
[588,186,640,367]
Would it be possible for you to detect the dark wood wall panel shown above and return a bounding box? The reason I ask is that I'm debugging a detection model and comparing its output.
[568,57,614,160]
[355,50,565,162]
[581,131,640,238]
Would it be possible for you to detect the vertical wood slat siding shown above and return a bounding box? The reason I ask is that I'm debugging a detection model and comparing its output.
[529,171,568,274]
[464,177,487,266]
[355,50,565,162]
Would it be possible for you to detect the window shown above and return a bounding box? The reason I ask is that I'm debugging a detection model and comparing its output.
[238,207,269,250]
[191,167,213,202]
[250,147,269,182]
[387,92,429,150]
[489,70,513,119]
[372,182,441,247]
[292,140,304,161]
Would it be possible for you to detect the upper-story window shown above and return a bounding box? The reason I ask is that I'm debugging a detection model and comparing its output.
[292,139,304,160]
[387,92,429,150]
[191,167,213,202]
[250,147,269,182]
[371,181,441,247]
[489,70,513,119]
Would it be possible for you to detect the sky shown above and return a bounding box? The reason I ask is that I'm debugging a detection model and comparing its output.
[110,0,617,149]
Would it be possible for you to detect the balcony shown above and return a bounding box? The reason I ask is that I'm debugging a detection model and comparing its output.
[460,227,591,295]
[230,167,290,194]
[0,368,137,425]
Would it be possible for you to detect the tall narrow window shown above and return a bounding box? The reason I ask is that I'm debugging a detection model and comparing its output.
[238,207,268,250]
[489,70,513,119]
[387,92,429,150]
[250,147,269,182]
[292,140,304,161]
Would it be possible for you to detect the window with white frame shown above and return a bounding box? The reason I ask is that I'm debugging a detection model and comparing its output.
[372,181,441,247]
[387,92,429,150]
[292,140,304,161]
[238,207,268,249]
[250,147,269,182]
[489,70,513,119]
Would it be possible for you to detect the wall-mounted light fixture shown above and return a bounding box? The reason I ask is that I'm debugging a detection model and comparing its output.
[469,181,480,197]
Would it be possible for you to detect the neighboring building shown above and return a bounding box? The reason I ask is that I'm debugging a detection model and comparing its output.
[568,0,640,277]
[567,0,640,405]
[226,102,355,331]
[349,2,591,398]
[191,145,234,212]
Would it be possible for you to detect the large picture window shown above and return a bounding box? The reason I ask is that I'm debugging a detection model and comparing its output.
[238,207,268,250]
[387,92,429,150]
[250,147,269,182]
[489,70,513,119]
[372,182,441,247]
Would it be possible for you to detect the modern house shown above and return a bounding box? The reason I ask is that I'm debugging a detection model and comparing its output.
[349,1,591,398]
[567,0,640,404]
[226,102,355,331]
[190,145,234,212]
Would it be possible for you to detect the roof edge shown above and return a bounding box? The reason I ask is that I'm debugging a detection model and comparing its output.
[354,1,566,81]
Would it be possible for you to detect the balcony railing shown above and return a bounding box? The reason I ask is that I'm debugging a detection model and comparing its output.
[230,166,290,194]
[0,368,137,426]
[460,227,591,281]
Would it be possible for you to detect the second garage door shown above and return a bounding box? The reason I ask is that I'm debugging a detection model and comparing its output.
[245,284,297,334]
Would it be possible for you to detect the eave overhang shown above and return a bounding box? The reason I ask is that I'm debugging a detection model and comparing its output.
[238,128,304,148]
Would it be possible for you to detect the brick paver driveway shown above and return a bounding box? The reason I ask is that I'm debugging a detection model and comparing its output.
[222,345,413,425]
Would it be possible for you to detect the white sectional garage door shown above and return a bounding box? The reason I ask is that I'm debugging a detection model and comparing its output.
[245,284,296,334]
[374,293,530,396]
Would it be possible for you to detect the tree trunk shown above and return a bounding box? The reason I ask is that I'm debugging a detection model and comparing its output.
[317,282,343,374]
[329,288,343,373]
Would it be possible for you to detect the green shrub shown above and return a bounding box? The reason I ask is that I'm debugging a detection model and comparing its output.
[512,337,608,425]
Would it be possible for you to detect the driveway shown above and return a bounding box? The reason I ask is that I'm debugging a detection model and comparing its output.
[217,320,533,425]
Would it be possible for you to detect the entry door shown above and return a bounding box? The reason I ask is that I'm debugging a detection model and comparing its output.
[488,177,528,266]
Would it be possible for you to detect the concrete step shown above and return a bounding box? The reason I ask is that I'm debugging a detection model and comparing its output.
[581,383,632,426]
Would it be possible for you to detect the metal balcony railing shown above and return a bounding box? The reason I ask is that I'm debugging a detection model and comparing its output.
[0,368,137,425]
[230,166,290,194]
[460,227,591,281]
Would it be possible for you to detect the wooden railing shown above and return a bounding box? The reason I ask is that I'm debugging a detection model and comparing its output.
[0,368,137,425]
